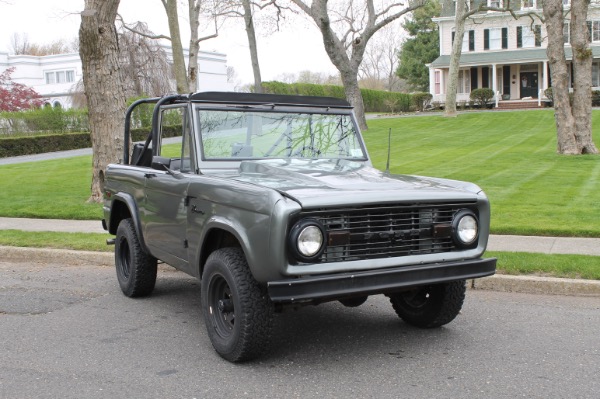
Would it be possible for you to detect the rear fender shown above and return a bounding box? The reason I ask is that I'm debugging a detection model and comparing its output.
[108,193,149,253]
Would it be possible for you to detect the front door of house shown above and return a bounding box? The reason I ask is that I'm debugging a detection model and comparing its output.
[520,72,538,98]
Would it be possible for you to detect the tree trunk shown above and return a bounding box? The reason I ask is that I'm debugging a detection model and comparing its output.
[188,0,201,92]
[445,0,466,117]
[163,0,189,93]
[79,0,127,203]
[340,71,367,129]
[544,0,598,154]
[570,0,598,154]
[242,0,263,93]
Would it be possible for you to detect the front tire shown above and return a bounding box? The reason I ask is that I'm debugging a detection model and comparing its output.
[115,218,157,297]
[201,248,273,362]
[388,280,466,328]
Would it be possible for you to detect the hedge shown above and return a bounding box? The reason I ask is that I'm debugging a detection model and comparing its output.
[262,81,412,113]
[0,107,89,136]
[0,125,183,158]
[0,132,91,158]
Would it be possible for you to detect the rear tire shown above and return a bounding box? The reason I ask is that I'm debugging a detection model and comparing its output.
[115,218,157,297]
[201,248,273,362]
[388,280,466,328]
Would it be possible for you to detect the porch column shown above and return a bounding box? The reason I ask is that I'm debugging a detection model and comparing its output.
[429,65,435,97]
[543,61,549,95]
[492,63,498,107]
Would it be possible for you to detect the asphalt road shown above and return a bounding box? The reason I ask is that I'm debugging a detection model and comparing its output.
[1,260,599,399]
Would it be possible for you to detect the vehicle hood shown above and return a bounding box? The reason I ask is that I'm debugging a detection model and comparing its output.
[223,159,484,208]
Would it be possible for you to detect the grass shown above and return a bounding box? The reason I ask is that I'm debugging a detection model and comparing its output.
[365,110,600,237]
[489,251,600,280]
[0,230,112,252]
[0,155,102,220]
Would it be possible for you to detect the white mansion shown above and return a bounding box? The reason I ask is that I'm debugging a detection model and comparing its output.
[0,48,231,109]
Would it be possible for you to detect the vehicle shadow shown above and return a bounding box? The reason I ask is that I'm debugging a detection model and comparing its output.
[144,270,470,366]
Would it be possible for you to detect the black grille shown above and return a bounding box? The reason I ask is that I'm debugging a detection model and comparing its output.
[295,203,477,263]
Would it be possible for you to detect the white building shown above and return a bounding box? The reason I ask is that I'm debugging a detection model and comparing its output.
[0,48,231,109]
[429,1,600,105]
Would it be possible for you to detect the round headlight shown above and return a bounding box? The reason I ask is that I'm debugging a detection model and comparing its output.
[453,210,479,247]
[297,225,323,257]
[289,219,326,262]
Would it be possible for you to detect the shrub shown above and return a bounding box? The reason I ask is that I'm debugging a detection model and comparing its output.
[469,88,495,108]
[411,92,433,112]
[0,107,88,136]
[592,90,600,106]
[544,87,553,103]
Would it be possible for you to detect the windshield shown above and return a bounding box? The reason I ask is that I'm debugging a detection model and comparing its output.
[197,109,366,161]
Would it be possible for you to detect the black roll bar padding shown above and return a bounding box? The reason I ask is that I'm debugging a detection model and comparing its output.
[123,97,160,164]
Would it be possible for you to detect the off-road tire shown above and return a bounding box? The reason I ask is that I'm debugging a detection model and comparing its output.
[115,218,157,297]
[388,280,466,328]
[201,248,273,362]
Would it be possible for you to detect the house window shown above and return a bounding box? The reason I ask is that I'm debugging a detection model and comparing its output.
[435,71,441,95]
[453,30,475,52]
[488,0,502,7]
[489,28,502,50]
[458,69,471,94]
[522,26,535,47]
[45,72,55,84]
[44,70,75,85]
[564,22,570,43]
[563,0,570,4]
[517,25,541,48]
[522,0,535,9]
[591,21,600,42]
[593,62,600,87]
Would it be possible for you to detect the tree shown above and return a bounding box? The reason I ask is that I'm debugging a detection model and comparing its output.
[120,1,219,93]
[79,0,128,202]
[288,0,424,130]
[396,0,440,91]
[10,33,77,56]
[359,23,404,91]
[0,67,44,111]
[443,0,511,116]
[118,23,172,97]
[543,0,598,154]
[213,1,288,94]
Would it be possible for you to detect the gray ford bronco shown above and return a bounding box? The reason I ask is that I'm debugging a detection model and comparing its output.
[102,92,496,362]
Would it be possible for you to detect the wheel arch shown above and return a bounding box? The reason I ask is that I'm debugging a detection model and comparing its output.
[108,193,149,253]
[198,226,245,279]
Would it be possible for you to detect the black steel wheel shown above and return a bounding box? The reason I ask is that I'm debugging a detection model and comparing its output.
[388,280,466,328]
[201,248,273,362]
[115,218,157,297]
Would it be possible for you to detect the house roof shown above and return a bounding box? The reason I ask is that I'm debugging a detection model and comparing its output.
[430,46,600,68]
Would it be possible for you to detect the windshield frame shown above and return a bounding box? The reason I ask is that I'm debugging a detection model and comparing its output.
[191,103,370,170]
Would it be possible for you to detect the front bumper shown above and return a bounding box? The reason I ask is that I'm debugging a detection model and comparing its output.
[267,257,496,303]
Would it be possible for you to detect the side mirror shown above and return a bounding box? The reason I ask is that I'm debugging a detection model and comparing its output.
[151,156,171,171]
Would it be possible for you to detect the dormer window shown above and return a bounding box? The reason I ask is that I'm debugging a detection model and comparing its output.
[522,0,536,9]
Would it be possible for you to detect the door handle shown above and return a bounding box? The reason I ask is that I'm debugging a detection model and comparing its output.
[191,205,205,215]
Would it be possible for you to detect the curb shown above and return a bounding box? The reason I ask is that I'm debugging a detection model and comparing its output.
[1,246,599,297]
[470,274,600,297]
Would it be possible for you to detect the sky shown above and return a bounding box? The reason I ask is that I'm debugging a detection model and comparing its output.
[0,0,339,85]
